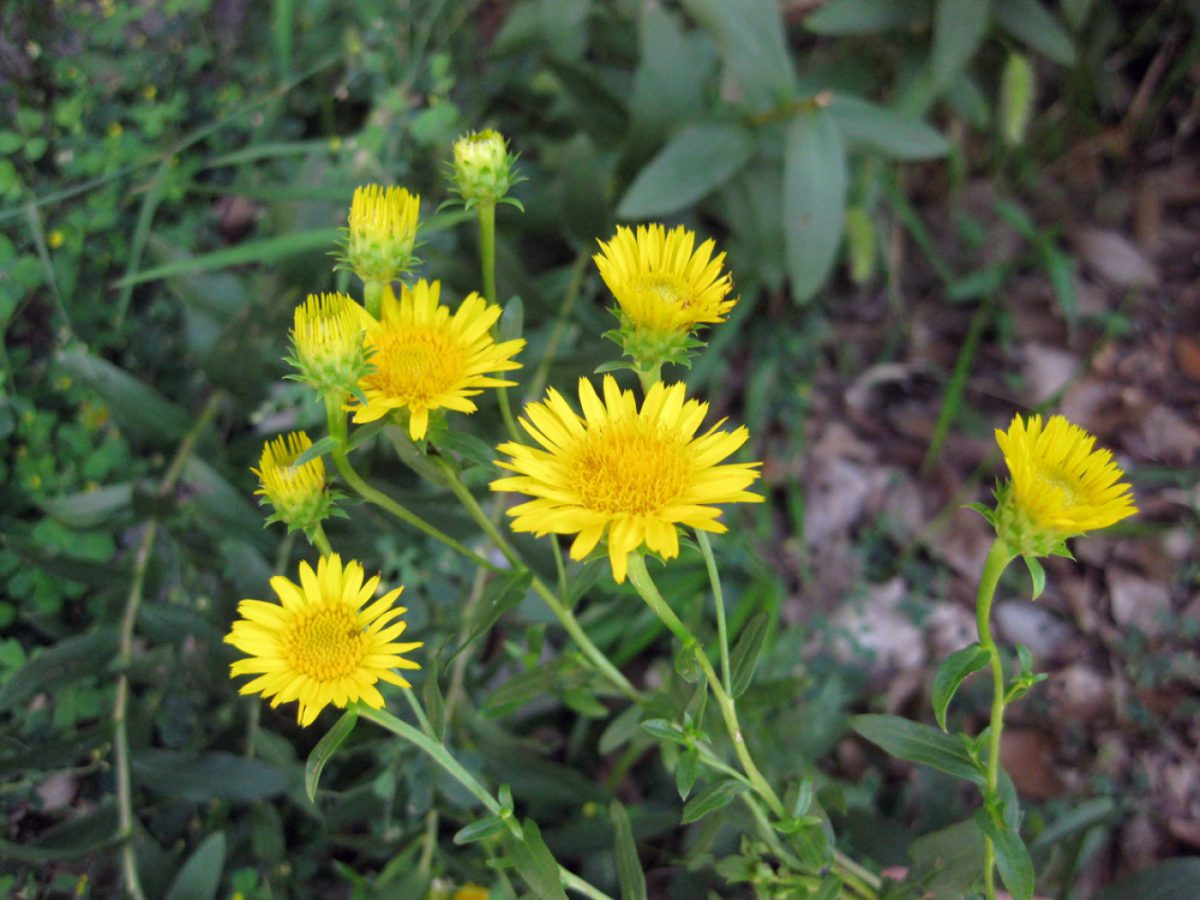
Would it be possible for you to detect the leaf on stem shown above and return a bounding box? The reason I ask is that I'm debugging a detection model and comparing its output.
[610,800,648,900]
[931,643,991,731]
[507,818,568,900]
[305,709,358,802]
[680,779,745,824]
[973,809,1035,900]
[851,714,986,784]
[729,611,770,698]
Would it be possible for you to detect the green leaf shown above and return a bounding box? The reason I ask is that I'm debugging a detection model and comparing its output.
[114,229,341,287]
[599,704,643,755]
[783,109,847,303]
[806,0,930,35]
[933,0,991,90]
[422,662,446,742]
[1096,858,1200,900]
[1023,555,1046,600]
[435,429,497,471]
[40,483,134,529]
[729,611,770,698]
[974,810,1034,900]
[1000,51,1036,146]
[610,801,648,900]
[306,709,358,802]
[678,0,795,110]
[508,818,568,900]
[993,0,1076,66]
[909,818,986,896]
[617,122,756,220]
[134,750,289,802]
[453,816,509,845]
[826,95,950,160]
[451,570,533,663]
[680,779,744,824]
[640,718,688,746]
[164,832,225,900]
[931,643,991,731]
[851,714,985,783]
[0,628,119,713]
[483,659,570,716]
[58,349,192,444]
[676,746,701,801]
[291,435,338,470]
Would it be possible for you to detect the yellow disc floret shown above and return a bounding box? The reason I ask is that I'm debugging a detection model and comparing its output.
[992,413,1137,556]
[491,376,762,583]
[287,292,374,397]
[346,184,421,281]
[351,280,525,441]
[225,554,421,726]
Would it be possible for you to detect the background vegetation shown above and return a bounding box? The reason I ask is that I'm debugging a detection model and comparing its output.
[1,0,1197,897]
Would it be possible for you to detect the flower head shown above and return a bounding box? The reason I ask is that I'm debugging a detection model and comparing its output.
[351,280,525,440]
[595,224,736,337]
[253,431,337,534]
[225,554,421,726]
[287,292,374,397]
[491,376,762,583]
[452,130,519,207]
[345,184,421,281]
[992,413,1136,556]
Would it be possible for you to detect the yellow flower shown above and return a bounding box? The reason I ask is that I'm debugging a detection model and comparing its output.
[287,292,374,396]
[352,280,525,441]
[253,431,334,533]
[225,554,421,726]
[594,224,736,335]
[491,376,763,583]
[346,184,421,281]
[994,413,1136,552]
[453,887,489,900]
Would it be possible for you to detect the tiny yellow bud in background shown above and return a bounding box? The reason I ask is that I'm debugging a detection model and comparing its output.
[252,431,336,534]
[47,229,65,249]
[345,185,420,282]
[287,292,374,397]
[452,129,518,207]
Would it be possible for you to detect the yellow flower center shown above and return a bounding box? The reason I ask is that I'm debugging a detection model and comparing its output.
[284,604,367,682]
[366,328,465,403]
[569,424,688,514]
[638,274,689,310]
[1036,469,1079,514]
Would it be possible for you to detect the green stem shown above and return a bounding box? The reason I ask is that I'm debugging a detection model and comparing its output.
[310,523,334,556]
[353,701,614,900]
[625,553,784,819]
[975,539,1016,899]
[364,279,386,319]
[113,392,222,900]
[436,459,642,703]
[635,362,662,394]
[324,394,501,573]
[696,531,733,695]
[477,202,497,305]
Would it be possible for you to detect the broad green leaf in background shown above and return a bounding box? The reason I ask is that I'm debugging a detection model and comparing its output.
[627,4,718,158]
[40,483,135,529]
[134,749,289,802]
[993,0,1077,66]
[826,95,950,160]
[306,709,358,802]
[59,349,192,444]
[931,643,991,731]
[616,122,756,220]
[678,0,796,111]
[806,0,931,35]
[1096,858,1200,900]
[974,810,1035,900]
[508,819,569,900]
[909,818,986,896]
[933,0,992,90]
[783,109,847,303]
[164,832,226,900]
[0,627,119,713]
[610,800,648,900]
[851,714,985,783]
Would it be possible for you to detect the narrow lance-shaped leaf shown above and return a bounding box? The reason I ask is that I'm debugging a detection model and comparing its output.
[851,714,986,783]
[931,643,991,731]
[681,779,745,824]
[932,0,991,90]
[973,809,1035,900]
[164,832,226,900]
[783,109,847,303]
[508,819,568,900]
[730,611,770,698]
[306,709,358,802]
[610,801,648,900]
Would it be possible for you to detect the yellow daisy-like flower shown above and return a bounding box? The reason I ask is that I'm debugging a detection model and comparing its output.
[346,184,421,281]
[453,886,489,900]
[253,431,332,532]
[225,554,421,727]
[594,224,736,335]
[491,376,763,583]
[994,413,1137,551]
[352,280,525,441]
[287,292,374,396]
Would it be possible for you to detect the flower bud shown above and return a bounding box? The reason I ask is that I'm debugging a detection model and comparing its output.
[452,130,518,207]
[286,292,373,397]
[253,432,337,533]
[345,184,420,281]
